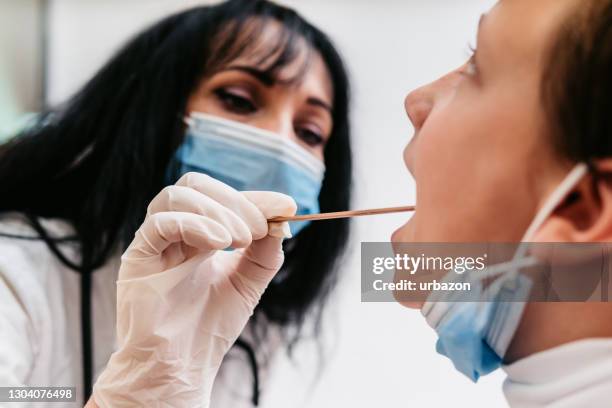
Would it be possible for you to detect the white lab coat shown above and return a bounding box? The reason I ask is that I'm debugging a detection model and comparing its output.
[0,212,278,407]
[503,339,612,407]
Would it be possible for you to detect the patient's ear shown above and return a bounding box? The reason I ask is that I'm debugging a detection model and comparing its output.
[535,160,612,242]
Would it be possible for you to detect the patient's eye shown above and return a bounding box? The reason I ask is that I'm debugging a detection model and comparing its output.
[462,44,479,77]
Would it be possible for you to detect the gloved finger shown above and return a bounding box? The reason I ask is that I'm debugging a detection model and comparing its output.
[124,211,232,262]
[229,236,286,307]
[176,172,268,239]
[241,191,297,239]
[147,185,253,248]
[228,192,297,305]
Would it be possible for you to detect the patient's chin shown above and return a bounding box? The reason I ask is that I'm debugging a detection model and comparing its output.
[396,299,423,309]
[391,219,413,244]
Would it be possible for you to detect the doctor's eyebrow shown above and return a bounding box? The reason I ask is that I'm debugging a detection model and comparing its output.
[306,97,332,113]
[220,65,333,113]
[221,65,276,87]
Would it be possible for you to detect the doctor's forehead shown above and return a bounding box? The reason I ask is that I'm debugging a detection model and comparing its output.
[207,17,315,85]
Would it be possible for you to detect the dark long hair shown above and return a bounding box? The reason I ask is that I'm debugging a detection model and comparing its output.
[0,0,351,403]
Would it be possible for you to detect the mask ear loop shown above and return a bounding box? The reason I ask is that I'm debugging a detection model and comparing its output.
[499,163,590,294]
[514,163,589,261]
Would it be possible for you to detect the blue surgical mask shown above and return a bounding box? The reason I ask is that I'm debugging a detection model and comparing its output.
[169,112,325,235]
[422,258,536,381]
[422,163,589,382]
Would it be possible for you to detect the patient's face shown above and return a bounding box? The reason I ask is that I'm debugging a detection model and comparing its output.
[393,0,578,247]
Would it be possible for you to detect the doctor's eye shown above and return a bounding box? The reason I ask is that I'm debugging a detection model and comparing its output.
[296,126,324,147]
[214,88,257,114]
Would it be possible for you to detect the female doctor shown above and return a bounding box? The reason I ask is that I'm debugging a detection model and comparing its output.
[0,0,351,406]
[78,0,610,406]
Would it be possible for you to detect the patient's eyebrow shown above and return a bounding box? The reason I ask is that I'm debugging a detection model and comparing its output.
[478,13,487,30]
[474,13,491,68]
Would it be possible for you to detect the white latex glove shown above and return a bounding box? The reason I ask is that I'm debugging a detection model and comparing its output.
[92,172,296,408]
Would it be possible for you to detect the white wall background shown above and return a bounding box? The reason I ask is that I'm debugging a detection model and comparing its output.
[48,1,503,406]
[0,0,44,112]
[0,0,44,140]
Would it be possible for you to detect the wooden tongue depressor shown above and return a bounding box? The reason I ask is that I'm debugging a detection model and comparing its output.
[268,205,416,223]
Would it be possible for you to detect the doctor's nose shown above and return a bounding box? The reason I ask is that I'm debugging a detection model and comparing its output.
[252,112,296,142]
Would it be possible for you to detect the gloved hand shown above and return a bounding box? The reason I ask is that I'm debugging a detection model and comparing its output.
[92,172,297,408]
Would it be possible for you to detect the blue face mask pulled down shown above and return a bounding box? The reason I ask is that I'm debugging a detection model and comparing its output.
[422,266,533,382]
[170,112,325,235]
[421,164,589,382]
